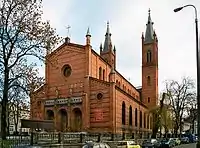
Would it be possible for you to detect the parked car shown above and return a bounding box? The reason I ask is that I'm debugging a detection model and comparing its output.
[194,136,198,142]
[160,138,176,148]
[180,137,189,144]
[13,146,42,148]
[141,139,161,148]
[173,138,181,146]
[116,141,141,148]
[82,142,110,148]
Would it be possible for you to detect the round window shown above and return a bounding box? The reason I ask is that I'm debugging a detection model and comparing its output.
[62,64,72,77]
[97,93,103,100]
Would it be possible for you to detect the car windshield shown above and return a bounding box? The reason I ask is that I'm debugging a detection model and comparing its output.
[129,143,136,145]
[161,139,169,143]
[142,139,151,144]
[127,141,136,145]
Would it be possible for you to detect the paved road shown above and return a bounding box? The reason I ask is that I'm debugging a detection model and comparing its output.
[175,143,196,148]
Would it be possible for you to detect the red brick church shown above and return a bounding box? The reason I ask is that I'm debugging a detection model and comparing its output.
[30,10,159,138]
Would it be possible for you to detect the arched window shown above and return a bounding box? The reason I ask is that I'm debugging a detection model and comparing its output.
[99,67,102,80]
[140,111,142,128]
[147,76,151,86]
[129,106,132,126]
[147,50,152,63]
[122,102,126,125]
[147,114,149,129]
[148,97,150,103]
[144,113,146,128]
[103,69,105,80]
[135,108,138,127]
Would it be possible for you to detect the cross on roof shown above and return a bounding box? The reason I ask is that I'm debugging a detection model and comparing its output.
[66,25,71,37]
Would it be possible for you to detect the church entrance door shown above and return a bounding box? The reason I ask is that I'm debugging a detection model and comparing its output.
[72,108,82,132]
[58,109,68,132]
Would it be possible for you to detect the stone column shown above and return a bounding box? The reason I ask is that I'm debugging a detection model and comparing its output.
[54,100,58,132]
[83,76,90,131]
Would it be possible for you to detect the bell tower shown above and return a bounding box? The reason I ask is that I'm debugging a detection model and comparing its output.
[142,9,158,108]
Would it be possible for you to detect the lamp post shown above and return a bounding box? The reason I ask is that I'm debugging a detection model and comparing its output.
[174,4,200,147]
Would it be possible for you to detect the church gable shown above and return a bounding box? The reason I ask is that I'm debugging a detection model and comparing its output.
[46,43,87,86]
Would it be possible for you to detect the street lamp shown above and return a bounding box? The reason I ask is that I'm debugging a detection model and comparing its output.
[174,4,200,148]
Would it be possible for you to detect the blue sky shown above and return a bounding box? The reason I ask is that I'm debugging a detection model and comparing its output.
[41,0,200,92]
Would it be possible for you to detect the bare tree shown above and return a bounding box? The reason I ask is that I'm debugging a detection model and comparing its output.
[161,106,173,137]
[0,0,60,139]
[165,77,196,137]
[6,66,42,135]
[187,101,197,134]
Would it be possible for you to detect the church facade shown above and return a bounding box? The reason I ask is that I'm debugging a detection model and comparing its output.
[30,11,158,138]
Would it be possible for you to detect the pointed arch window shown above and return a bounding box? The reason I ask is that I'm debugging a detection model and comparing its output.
[144,113,146,128]
[147,50,152,63]
[122,102,126,125]
[103,69,105,80]
[99,67,102,80]
[129,106,132,126]
[147,76,151,86]
[147,114,149,129]
[140,111,142,128]
[135,108,138,127]
[148,97,150,103]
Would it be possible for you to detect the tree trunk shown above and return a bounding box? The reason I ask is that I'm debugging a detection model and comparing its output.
[174,123,179,138]
[15,123,18,135]
[192,119,195,134]
[1,67,9,140]
[151,114,160,138]
[7,111,10,136]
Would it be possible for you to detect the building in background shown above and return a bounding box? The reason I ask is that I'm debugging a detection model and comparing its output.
[0,103,30,135]
[9,108,30,135]
[31,10,159,139]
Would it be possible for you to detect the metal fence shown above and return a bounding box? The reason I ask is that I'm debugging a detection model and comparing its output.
[1,132,146,147]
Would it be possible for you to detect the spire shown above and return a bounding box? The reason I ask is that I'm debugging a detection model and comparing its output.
[103,21,112,52]
[86,27,91,37]
[144,9,154,44]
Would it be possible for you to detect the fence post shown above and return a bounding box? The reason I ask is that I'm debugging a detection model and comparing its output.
[80,133,83,143]
[58,132,61,144]
[97,133,101,142]
[111,133,114,141]
[30,132,33,146]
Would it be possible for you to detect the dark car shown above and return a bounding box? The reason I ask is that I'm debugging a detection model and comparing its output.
[160,138,175,148]
[141,139,161,148]
[180,137,189,144]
